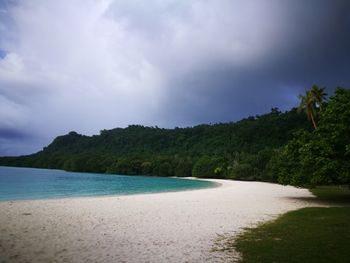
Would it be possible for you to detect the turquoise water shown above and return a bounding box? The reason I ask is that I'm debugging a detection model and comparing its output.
[0,166,215,201]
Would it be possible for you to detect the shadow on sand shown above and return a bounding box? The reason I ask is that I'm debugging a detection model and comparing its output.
[283,195,350,207]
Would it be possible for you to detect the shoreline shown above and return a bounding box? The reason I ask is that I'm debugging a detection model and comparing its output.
[0,177,221,203]
[0,179,324,262]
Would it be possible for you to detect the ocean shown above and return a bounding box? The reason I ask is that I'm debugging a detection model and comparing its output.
[0,166,215,201]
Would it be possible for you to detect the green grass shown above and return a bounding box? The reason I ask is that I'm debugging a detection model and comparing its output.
[231,186,350,263]
[310,186,350,204]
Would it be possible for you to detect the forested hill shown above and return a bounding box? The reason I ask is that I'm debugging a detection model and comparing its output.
[0,107,310,181]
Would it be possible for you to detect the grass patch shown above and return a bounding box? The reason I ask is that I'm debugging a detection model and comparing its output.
[231,186,350,263]
[310,186,350,204]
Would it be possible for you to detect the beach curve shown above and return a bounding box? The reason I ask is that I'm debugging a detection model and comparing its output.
[0,179,322,262]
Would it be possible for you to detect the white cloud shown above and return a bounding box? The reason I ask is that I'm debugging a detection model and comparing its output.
[0,0,167,142]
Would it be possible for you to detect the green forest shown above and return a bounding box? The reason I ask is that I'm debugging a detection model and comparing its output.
[0,87,349,187]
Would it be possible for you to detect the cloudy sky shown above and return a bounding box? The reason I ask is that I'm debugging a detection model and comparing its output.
[0,0,349,155]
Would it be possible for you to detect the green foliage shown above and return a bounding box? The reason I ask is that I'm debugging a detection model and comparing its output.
[225,149,275,181]
[276,88,350,187]
[153,158,173,177]
[298,85,327,129]
[230,163,255,180]
[0,106,309,180]
[174,159,193,177]
[192,156,226,178]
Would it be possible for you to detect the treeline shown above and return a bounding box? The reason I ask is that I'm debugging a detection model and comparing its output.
[1,87,348,186]
[0,107,310,182]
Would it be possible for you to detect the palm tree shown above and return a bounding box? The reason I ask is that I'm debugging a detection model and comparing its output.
[310,85,327,110]
[298,90,318,129]
[298,86,328,129]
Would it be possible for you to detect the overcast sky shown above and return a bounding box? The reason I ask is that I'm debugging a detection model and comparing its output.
[0,0,350,155]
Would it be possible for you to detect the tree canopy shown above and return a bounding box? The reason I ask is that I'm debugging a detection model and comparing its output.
[277,87,350,186]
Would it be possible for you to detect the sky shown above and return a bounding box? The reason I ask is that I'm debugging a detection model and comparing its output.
[0,0,350,156]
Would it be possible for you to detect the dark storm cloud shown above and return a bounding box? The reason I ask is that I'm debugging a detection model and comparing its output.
[0,127,42,156]
[161,66,298,125]
[0,127,29,139]
[157,0,350,125]
[0,0,349,155]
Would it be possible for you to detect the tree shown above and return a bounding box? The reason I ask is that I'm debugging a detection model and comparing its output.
[298,85,328,130]
[277,87,350,187]
[310,85,327,110]
[192,156,226,178]
[298,90,318,129]
[174,159,193,177]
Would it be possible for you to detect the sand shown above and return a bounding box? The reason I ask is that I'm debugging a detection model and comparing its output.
[0,179,322,263]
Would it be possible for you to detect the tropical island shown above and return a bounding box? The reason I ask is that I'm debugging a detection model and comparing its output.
[1,86,349,188]
[1,1,350,261]
[1,86,349,262]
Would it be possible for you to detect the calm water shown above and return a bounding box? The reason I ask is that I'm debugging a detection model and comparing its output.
[0,166,215,201]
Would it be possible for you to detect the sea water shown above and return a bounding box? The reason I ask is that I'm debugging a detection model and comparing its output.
[0,166,215,201]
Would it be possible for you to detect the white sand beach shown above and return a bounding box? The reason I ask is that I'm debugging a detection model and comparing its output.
[0,179,322,262]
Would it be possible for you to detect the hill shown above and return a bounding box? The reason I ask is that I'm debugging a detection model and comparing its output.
[0,108,310,181]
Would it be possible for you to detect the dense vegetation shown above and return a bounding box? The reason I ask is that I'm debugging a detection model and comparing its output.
[0,87,348,186]
[273,87,350,187]
[230,186,350,263]
[0,108,310,181]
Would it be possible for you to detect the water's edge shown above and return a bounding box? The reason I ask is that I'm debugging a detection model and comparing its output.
[0,166,219,202]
